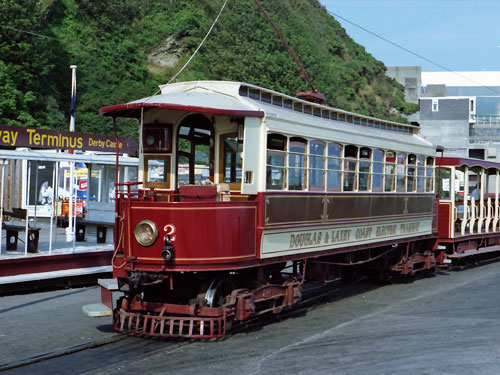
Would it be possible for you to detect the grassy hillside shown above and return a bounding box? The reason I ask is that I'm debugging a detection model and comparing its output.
[0,0,416,138]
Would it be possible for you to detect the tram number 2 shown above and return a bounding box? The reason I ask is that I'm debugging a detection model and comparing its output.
[163,224,176,242]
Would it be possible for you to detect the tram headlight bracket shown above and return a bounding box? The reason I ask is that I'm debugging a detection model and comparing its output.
[161,234,175,262]
[134,220,158,247]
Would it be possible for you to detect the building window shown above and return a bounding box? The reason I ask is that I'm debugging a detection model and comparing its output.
[432,98,439,112]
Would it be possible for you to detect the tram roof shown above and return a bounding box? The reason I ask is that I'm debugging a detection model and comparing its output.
[436,156,500,170]
[100,82,265,119]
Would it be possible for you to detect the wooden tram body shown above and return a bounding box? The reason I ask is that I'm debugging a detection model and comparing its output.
[100,81,439,338]
[436,157,500,261]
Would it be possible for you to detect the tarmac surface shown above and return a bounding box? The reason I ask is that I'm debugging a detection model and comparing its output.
[1,261,500,374]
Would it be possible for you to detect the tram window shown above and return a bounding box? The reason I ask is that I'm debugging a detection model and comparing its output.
[222,135,242,184]
[327,143,342,192]
[294,102,303,112]
[407,154,417,192]
[288,137,307,190]
[322,110,330,119]
[142,123,172,153]
[384,151,396,192]
[144,155,171,188]
[426,157,435,192]
[261,92,271,104]
[331,112,338,121]
[266,134,287,190]
[367,120,374,127]
[313,107,321,117]
[353,117,360,125]
[360,118,367,126]
[343,145,358,191]
[358,147,371,191]
[417,155,425,192]
[338,113,346,122]
[272,96,283,107]
[309,140,325,191]
[239,85,249,97]
[346,115,353,124]
[372,149,384,192]
[439,168,451,200]
[380,123,386,130]
[284,99,293,109]
[396,153,406,192]
[304,105,312,115]
[176,115,214,186]
[249,89,260,100]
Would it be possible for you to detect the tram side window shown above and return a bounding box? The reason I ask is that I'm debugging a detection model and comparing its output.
[288,137,307,190]
[309,140,325,191]
[407,154,417,192]
[396,152,406,192]
[266,134,287,190]
[426,157,435,192]
[372,149,384,192]
[327,143,342,192]
[384,151,396,192]
[222,135,242,184]
[417,155,425,192]
[358,147,371,191]
[439,167,451,200]
[343,145,358,192]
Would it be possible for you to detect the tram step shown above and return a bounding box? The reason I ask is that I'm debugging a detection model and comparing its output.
[98,278,118,291]
[82,303,113,317]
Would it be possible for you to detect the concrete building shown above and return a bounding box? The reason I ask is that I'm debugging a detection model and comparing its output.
[387,68,500,162]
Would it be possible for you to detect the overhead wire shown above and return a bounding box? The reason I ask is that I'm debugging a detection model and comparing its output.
[326,9,500,96]
[0,24,141,61]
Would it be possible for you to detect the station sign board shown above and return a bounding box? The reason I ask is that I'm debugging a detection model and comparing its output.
[0,125,138,155]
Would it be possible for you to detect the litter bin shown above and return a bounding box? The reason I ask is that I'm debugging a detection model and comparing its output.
[97,226,107,244]
[76,224,86,242]
[27,228,40,253]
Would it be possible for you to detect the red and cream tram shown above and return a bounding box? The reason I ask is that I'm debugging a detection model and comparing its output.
[436,157,500,261]
[98,81,439,338]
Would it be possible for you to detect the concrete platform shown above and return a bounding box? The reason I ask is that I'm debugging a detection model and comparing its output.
[0,218,114,293]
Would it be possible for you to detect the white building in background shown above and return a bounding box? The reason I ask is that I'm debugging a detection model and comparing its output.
[387,67,500,162]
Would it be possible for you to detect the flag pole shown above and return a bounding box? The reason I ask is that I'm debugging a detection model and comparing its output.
[66,65,77,243]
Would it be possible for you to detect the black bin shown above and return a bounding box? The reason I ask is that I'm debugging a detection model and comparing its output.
[6,229,18,251]
[27,229,40,253]
[97,226,107,244]
[76,224,86,242]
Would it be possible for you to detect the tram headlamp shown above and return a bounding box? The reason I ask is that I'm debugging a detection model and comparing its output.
[134,220,158,246]
[161,234,175,262]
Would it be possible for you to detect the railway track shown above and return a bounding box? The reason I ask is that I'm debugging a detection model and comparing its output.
[0,277,374,374]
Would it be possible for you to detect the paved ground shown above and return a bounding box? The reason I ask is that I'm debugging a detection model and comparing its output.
[2,261,500,374]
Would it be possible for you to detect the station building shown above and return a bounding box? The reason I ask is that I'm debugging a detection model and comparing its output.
[387,67,500,162]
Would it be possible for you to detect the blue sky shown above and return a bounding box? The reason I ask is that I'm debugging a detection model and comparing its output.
[319,0,500,72]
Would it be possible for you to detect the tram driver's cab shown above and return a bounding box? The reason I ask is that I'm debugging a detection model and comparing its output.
[140,113,244,202]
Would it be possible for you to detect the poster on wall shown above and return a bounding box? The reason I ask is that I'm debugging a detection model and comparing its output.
[28,161,55,217]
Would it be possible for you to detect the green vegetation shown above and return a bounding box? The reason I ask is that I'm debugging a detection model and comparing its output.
[0,0,417,138]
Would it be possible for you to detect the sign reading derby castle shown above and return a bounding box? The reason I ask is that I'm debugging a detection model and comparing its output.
[0,125,138,154]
